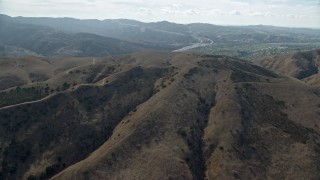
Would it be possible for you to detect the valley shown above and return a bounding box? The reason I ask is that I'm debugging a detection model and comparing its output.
[1,14,320,59]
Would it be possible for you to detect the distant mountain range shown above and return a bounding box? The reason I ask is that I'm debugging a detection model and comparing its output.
[0,17,173,57]
[1,14,320,58]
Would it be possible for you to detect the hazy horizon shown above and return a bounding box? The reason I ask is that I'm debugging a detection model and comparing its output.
[1,0,319,28]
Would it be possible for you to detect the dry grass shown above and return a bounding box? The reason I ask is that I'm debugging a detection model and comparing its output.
[253,49,320,81]
[0,52,319,180]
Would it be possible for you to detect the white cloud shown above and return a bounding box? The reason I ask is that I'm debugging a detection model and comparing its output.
[249,12,277,17]
[137,8,153,16]
[184,9,200,16]
[208,9,226,16]
[230,10,243,16]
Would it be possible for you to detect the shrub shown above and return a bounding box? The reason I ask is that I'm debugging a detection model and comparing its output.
[27,175,37,180]
[184,67,198,78]
[178,129,187,139]
[62,83,70,90]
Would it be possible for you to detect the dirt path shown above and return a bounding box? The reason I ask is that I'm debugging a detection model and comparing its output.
[0,93,59,110]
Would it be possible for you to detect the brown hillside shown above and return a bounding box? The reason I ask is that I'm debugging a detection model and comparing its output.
[0,57,53,90]
[304,74,320,85]
[253,49,320,83]
[0,52,319,180]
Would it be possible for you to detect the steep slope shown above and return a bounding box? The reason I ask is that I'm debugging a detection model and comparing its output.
[304,74,320,85]
[205,72,320,179]
[0,52,319,180]
[53,54,320,180]
[253,49,320,81]
[0,58,170,180]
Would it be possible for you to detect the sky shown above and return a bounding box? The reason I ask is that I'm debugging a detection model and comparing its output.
[1,0,320,28]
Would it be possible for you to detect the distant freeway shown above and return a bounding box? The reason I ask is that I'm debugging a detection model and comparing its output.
[173,36,213,52]
[114,21,213,52]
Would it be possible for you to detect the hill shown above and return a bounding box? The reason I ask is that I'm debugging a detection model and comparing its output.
[0,20,169,57]
[0,15,194,50]
[0,45,41,58]
[253,49,320,84]
[0,52,319,179]
[4,14,320,45]
[0,57,52,91]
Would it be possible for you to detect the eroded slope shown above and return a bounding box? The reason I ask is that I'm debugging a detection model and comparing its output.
[0,52,319,180]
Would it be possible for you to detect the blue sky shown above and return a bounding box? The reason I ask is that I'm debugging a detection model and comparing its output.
[1,0,319,28]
